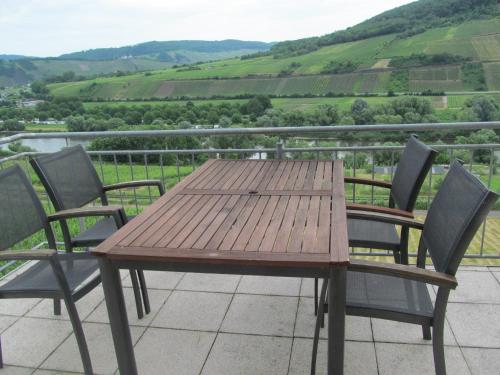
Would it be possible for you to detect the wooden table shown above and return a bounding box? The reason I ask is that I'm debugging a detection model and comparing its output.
[93,159,349,375]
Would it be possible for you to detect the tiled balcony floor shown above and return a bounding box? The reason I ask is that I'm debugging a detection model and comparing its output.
[0,265,499,375]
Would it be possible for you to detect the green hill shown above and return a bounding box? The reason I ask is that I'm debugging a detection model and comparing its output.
[0,40,272,87]
[49,16,500,99]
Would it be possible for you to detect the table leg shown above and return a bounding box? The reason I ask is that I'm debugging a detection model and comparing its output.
[99,258,138,375]
[328,266,346,375]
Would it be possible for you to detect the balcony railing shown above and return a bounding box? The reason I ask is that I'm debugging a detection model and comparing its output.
[1,121,499,269]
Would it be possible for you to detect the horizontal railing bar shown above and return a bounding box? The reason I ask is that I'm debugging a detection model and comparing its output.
[1,144,499,164]
[1,121,500,145]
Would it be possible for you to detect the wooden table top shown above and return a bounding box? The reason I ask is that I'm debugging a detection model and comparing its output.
[93,159,349,268]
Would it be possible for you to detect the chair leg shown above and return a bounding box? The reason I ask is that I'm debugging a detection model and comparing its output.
[129,269,144,319]
[0,336,3,369]
[314,278,318,316]
[137,270,151,315]
[311,278,328,375]
[422,324,432,340]
[54,299,62,316]
[64,298,93,375]
[393,250,401,264]
[432,323,446,375]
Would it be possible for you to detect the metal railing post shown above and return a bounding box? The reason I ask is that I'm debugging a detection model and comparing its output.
[276,139,284,160]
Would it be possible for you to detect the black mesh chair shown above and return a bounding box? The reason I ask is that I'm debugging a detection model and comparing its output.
[345,135,437,264]
[311,160,499,375]
[0,165,127,374]
[314,136,437,314]
[30,145,165,319]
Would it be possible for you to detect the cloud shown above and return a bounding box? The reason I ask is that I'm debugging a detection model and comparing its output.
[0,0,415,56]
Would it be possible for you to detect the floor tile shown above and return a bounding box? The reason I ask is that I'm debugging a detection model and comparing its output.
[300,278,316,297]
[462,347,500,375]
[375,342,470,375]
[450,271,500,303]
[151,291,232,331]
[2,317,72,368]
[34,370,83,375]
[176,273,241,293]
[237,276,301,296]
[294,297,373,341]
[201,333,291,375]
[491,271,500,284]
[0,298,40,316]
[85,288,170,326]
[26,287,104,321]
[122,270,184,290]
[0,314,19,333]
[221,294,297,337]
[372,318,456,346]
[0,366,36,375]
[447,303,500,347]
[289,339,378,375]
[41,322,145,374]
[134,328,215,375]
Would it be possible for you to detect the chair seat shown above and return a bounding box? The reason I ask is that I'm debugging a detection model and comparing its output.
[347,270,434,318]
[0,253,99,295]
[347,218,400,250]
[72,215,135,247]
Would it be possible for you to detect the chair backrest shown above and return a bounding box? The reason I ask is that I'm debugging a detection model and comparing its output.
[422,160,498,275]
[0,165,55,251]
[30,145,105,210]
[390,135,437,211]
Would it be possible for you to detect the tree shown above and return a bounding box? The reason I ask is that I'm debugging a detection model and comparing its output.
[350,99,373,124]
[30,81,49,96]
[464,96,499,122]
[1,119,25,131]
[456,129,499,163]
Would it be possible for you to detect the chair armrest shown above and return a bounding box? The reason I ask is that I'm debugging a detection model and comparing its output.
[48,205,127,227]
[347,209,424,229]
[347,203,414,218]
[103,180,165,195]
[349,259,458,289]
[0,249,57,261]
[344,177,392,189]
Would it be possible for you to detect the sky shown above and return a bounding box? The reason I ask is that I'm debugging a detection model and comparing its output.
[0,0,416,57]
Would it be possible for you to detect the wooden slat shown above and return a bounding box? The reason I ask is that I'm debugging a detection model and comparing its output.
[119,194,186,246]
[313,161,325,190]
[265,161,287,190]
[158,195,221,248]
[314,196,331,254]
[303,161,317,190]
[179,189,332,196]
[232,161,261,189]
[330,160,349,264]
[188,160,227,189]
[94,159,217,253]
[238,161,266,189]
[287,196,310,253]
[284,161,302,190]
[259,196,289,252]
[197,161,234,189]
[219,195,261,251]
[293,161,309,190]
[192,194,241,249]
[134,194,204,248]
[222,161,253,190]
[248,160,273,190]
[274,162,294,190]
[244,195,280,252]
[168,195,230,248]
[273,195,300,252]
[302,196,321,253]
[205,195,250,250]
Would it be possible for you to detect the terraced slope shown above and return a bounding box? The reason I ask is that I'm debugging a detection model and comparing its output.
[49,18,500,99]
